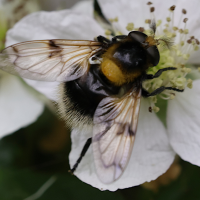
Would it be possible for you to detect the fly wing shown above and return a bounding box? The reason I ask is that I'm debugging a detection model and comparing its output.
[0,40,102,82]
[93,87,141,183]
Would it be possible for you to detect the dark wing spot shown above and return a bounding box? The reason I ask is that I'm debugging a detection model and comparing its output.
[49,40,59,48]
[48,40,63,58]
[128,125,135,136]
[116,123,135,136]
[13,46,19,53]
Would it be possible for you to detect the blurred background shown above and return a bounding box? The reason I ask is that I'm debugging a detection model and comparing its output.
[0,0,200,200]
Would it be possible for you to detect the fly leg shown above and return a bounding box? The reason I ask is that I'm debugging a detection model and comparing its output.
[112,35,127,42]
[142,86,183,97]
[97,35,111,44]
[142,67,184,97]
[144,67,177,80]
[69,137,92,174]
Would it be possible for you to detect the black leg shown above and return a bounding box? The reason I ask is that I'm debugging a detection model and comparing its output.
[142,86,184,97]
[97,35,111,44]
[144,67,177,80]
[112,35,127,42]
[69,137,92,174]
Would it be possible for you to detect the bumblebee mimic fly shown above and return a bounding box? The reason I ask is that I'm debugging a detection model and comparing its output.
[0,21,183,184]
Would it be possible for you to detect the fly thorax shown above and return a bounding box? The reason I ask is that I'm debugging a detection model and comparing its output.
[113,41,148,73]
[101,41,149,86]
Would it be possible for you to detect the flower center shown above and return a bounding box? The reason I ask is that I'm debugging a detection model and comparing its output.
[104,2,199,112]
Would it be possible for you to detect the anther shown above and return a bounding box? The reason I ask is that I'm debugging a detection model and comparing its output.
[170,94,175,100]
[196,39,200,45]
[166,17,171,22]
[156,20,162,26]
[179,29,184,34]
[187,39,192,44]
[145,19,151,24]
[180,41,184,46]
[187,79,193,89]
[183,18,188,23]
[191,36,195,39]
[149,107,152,112]
[150,7,155,12]
[153,106,160,113]
[147,2,153,5]
[182,9,187,14]
[138,27,145,32]
[105,30,111,36]
[114,17,118,22]
[169,5,176,11]
[126,23,134,31]
[173,27,178,31]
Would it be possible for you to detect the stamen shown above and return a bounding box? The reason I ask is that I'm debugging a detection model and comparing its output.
[169,5,176,11]
[183,18,188,23]
[152,106,160,113]
[182,9,187,14]
[166,17,171,22]
[147,2,153,5]
[109,17,118,23]
[145,19,151,24]
[138,27,145,32]
[105,30,111,36]
[126,23,134,31]
[150,7,155,12]
[178,8,187,28]
[187,79,193,89]
[170,94,175,100]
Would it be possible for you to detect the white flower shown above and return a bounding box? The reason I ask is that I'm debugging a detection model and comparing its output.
[4,0,200,191]
[0,0,44,139]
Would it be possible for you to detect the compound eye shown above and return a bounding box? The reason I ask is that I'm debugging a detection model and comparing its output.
[146,46,160,66]
[128,31,147,43]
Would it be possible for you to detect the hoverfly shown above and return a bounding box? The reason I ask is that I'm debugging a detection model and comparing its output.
[0,21,183,184]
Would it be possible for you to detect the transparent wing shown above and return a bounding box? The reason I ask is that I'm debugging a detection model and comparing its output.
[93,87,141,183]
[0,40,102,82]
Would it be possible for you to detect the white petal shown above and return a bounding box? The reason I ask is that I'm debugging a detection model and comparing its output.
[6,9,104,100]
[98,0,149,35]
[0,71,44,138]
[69,99,175,191]
[23,79,59,102]
[71,0,94,17]
[167,80,200,166]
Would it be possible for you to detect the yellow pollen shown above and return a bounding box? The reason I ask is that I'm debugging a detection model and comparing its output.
[126,23,134,31]
[173,27,178,31]
[166,17,171,22]
[187,79,193,89]
[105,30,111,36]
[170,94,175,100]
[153,106,160,113]
[179,29,184,34]
[151,96,157,103]
[109,17,118,23]
[156,20,162,26]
